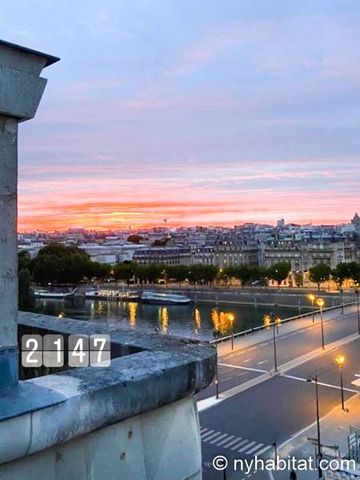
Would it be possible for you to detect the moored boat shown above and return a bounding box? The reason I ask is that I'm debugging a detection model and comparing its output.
[34,288,77,299]
[140,291,191,305]
[85,288,139,301]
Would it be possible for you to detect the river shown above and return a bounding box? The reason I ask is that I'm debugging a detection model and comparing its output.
[35,297,311,341]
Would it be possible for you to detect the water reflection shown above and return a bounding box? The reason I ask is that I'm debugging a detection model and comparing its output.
[36,297,306,341]
[263,313,281,331]
[159,307,169,334]
[194,308,201,334]
[211,309,237,336]
[128,302,137,328]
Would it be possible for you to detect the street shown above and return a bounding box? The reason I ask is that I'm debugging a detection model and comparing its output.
[199,307,360,480]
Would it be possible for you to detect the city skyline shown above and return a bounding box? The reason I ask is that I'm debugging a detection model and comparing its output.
[2,1,360,231]
[18,213,359,234]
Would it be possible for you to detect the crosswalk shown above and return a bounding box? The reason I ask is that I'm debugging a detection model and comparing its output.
[200,427,272,457]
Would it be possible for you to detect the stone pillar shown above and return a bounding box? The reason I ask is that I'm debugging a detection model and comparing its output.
[0,40,59,387]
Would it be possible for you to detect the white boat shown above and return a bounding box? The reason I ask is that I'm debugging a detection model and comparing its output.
[140,291,191,305]
[34,288,77,299]
[85,289,139,302]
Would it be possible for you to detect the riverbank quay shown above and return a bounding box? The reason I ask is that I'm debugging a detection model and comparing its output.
[76,283,351,309]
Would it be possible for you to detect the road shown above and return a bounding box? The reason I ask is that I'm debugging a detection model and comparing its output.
[199,309,360,480]
[198,306,359,400]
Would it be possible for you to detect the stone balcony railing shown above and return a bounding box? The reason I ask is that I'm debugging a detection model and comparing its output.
[0,312,215,480]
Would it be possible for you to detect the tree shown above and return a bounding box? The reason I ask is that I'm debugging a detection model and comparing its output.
[348,262,360,285]
[234,265,252,287]
[113,263,136,285]
[294,272,304,288]
[134,264,162,284]
[152,238,171,247]
[222,265,252,286]
[18,268,35,311]
[188,264,218,285]
[18,250,32,271]
[32,243,92,285]
[332,262,356,290]
[251,266,268,286]
[308,263,331,291]
[164,265,189,284]
[267,262,291,287]
[86,262,111,281]
[127,234,143,244]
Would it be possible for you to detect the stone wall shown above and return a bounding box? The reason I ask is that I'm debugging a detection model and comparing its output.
[0,396,201,480]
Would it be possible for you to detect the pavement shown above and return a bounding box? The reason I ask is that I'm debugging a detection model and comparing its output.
[215,305,357,357]
[276,394,360,480]
[198,305,360,480]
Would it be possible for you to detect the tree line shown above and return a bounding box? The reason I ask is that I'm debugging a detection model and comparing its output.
[309,262,360,291]
[18,243,360,310]
[19,244,293,288]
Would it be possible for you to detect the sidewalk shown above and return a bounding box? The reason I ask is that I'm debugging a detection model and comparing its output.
[276,394,360,480]
[215,305,356,358]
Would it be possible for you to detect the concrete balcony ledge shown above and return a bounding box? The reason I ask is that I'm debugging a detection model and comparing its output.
[0,312,215,467]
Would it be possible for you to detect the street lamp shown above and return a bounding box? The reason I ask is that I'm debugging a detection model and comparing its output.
[307,293,316,322]
[274,303,280,334]
[228,313,235,350]
[340,288,344,315]
[307,375,322,479]
[335,354,345,411]
[355,289,360,335]
[316,298,325,350]
[270,312,278,372]
[272,441,278,467]
[213,329,220,399]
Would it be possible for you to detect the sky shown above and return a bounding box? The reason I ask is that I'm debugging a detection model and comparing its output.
[1,0,360,231]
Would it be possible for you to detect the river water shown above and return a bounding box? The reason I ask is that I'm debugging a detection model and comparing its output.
[35,298,310,341]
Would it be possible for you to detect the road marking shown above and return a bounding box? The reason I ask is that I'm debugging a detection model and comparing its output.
[231,439,249,450]
[202,431,224,443]
[282,374,359,393]
[216,434,236,447]
[245,442,265,455]
[222,437,244,449]
[200,429,216,441]
[256,445,273,456]
[238,440,257,453]
[209,433,229,444]
[219,363,267,373]
[202,429,269,453]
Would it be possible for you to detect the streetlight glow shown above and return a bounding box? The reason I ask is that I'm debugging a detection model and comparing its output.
[336,354,345,367]
[316,298,325,349]
[228,313,235,350]
[335,354,346,411]
[316,298,325,308]
[263,314,271,328]
[307,294,316,322]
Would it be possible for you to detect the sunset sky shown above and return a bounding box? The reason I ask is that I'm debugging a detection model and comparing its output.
[2,1,360,231]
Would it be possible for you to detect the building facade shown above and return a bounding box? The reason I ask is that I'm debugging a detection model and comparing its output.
[133,247,191,266]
